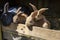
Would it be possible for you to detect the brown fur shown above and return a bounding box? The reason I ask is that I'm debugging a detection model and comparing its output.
[13,11,28,24]
[31,11,38,18]
[15,13,28,24]
[25,3,50,30]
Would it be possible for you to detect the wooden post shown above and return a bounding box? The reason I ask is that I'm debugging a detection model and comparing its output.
[0,21,2,40]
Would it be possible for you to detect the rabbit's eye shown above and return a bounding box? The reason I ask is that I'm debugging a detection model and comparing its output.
[30,21,33,23]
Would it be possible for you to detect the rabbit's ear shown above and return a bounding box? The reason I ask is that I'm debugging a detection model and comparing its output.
[21,13,28,18]
[4,2,9,13]
[16,7,22,13]
[31,11,38,18]
[16,11,23,15]
[38,8,48,14]
[29,3,38,11]
[6,2,9,12]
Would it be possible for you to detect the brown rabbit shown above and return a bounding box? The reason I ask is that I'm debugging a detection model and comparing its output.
[25,3,50,30]
[13,7,28,24]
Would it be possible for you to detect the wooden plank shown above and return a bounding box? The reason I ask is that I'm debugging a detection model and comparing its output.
[2,24,60,40]
[16,24,60,40]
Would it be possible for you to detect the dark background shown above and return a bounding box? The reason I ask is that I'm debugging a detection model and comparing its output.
[0,0,60,17]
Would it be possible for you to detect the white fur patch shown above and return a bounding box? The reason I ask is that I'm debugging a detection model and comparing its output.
[42,22,49,28]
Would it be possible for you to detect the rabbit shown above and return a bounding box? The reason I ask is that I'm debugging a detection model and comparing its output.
[25,3,50,30]
[13,7,28,24]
